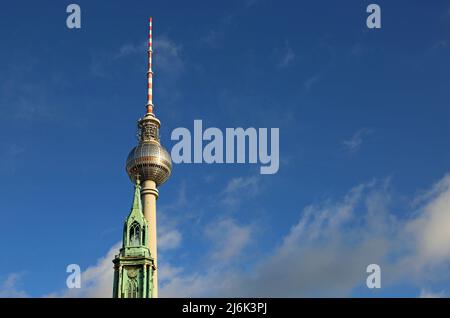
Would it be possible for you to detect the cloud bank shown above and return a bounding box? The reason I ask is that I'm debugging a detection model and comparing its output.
[37,173,450,297]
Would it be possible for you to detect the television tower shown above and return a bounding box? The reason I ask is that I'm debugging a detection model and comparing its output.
[113,17,172,298]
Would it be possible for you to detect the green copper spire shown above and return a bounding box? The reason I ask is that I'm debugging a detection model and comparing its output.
[112,179,155,298]
[131,179,142,211]
[123,179,148,249]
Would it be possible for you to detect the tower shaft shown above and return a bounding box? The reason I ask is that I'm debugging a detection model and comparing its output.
[141,179,159,298]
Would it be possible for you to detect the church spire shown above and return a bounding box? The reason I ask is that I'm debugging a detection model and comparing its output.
[113,177,154,298]
[130,176,142,213]
[122,177,148,248]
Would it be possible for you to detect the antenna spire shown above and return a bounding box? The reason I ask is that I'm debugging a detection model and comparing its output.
[146,17,153,114]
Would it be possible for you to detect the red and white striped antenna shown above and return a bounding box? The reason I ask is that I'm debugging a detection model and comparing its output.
[146,17,154,114]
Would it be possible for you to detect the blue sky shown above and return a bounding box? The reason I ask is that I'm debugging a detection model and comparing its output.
[0,0,450,297]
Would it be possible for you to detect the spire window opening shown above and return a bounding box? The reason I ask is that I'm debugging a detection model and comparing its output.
[142,228,146,245]
[128,279,138,298]
[129,222,141,246]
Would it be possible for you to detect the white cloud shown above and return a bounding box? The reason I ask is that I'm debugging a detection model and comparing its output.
[278,42,295,68]
[153,36,184,77]
[45,243,119,298]
[159,227,182,250]
[113,42,146,59]
[223,176,260,194]
[220,176,262,206]
[341,128,373,153]
[0,272,28,297]
[112,36,184,76]
[160,269,223,298]
[93,35,184,89]
[205,218,253,263]
[419,289,445,298]
[404,174,450,266]
[303,73,321,92]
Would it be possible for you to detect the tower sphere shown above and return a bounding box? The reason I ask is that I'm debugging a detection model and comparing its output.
[126,113,172,186]
[126,141,172,186]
